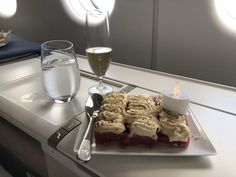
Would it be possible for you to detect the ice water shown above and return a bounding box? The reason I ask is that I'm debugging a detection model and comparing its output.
[42,54,80,103]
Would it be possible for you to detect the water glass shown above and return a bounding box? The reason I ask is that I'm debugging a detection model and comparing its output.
[41,40,81,103]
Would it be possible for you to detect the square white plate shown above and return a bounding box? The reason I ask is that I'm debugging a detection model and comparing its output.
[91,88,216,156]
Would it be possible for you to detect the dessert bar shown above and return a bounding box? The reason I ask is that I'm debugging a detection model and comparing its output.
[94,92,190,148]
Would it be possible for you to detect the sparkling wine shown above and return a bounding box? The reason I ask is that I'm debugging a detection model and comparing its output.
[86,47,112,77]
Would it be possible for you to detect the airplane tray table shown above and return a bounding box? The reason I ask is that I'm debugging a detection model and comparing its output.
[0,63,216,177]
[55,87,216,177]
[0,71,126,143]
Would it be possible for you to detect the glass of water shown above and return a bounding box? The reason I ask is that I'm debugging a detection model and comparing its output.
[41,40,81,103]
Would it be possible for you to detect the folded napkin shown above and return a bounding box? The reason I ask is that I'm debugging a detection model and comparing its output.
[0,34,41,63]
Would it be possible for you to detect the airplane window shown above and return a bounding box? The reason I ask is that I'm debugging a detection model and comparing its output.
[61,0,115,25]
[0,0,17,18]
[214,0,236,33]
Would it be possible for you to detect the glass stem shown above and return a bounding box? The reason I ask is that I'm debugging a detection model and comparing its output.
[98,77,104,90]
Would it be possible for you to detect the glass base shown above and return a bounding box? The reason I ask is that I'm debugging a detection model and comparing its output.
[52,95,73,103]
[88,84,113,95]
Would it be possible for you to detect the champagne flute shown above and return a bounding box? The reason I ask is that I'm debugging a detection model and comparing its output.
[85,9,113,95]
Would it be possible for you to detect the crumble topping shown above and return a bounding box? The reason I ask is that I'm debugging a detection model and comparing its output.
[94,92,190,144]
[159,111,190,142]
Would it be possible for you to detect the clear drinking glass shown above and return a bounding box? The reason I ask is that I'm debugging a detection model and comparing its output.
[85,9,113,95]
[41,40,81,103]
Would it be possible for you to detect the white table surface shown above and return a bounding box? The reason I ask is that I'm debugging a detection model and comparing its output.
[1,56,236,115]
[0,56,236,177]
[78,56,236,116]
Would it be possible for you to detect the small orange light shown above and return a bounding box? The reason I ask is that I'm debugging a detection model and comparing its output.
[172,81,180,97]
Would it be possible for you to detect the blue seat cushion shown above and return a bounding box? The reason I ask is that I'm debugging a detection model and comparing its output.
[0,34,41,63]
